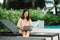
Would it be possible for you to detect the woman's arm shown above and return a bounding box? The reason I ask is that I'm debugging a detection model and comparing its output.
[17,18,23,30]
[29,19,33,26]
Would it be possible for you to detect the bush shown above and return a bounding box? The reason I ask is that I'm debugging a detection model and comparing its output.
[29,9,45,21]
[0,8,45,25]
[0,7,60,25]
[43,13,60,25]
[0,8,23,25]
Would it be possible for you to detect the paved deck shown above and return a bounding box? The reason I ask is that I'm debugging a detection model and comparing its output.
[0,36,45,40]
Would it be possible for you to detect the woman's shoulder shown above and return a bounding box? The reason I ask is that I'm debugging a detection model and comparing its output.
[19,18,22,21]
[29,19,32,21]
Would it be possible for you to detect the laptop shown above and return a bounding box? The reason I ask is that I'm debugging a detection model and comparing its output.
[23,26,33,31]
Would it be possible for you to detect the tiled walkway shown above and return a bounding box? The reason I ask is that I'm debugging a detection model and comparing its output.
[0,36,45,40]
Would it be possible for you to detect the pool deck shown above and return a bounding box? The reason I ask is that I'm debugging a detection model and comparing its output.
[0,36,45,40]
[0,28,60,40]
[31,28,60,40]
[31,28,60,33]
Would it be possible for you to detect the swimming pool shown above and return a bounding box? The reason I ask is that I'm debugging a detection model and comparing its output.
[45,25,60,29]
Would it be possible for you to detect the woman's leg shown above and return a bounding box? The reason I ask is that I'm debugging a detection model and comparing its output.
[26,31,30,37]
[22,31,26,37]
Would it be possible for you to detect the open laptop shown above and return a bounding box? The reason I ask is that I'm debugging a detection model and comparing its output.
[23,26,33,31]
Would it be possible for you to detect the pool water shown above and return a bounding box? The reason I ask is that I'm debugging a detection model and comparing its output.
[45,25,60,29]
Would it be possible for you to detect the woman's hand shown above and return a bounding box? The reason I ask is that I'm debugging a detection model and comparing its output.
[20,27,24,30]
[17,26,23,30]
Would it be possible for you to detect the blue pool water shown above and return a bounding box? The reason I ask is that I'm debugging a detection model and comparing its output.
[45,25,60,29]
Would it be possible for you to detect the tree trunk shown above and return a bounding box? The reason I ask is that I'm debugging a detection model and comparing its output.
[3,0,6,8]
[32,0,35,9]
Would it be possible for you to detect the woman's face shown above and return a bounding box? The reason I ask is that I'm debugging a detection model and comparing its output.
[24,11,28,18]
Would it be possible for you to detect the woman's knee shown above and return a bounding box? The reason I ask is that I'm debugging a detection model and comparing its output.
[27,31,30,33]
[21,31,25,34]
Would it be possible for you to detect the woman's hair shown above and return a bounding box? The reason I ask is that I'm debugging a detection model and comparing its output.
[21,9,30,21]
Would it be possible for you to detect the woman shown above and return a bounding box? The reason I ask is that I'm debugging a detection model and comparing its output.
[17,9,32,37]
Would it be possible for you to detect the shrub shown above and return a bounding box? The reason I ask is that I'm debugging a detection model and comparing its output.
[43,13,60,25]
[0,7,60,25]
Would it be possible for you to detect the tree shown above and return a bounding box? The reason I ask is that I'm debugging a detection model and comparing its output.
[3,0,6,8]
[32,0,35,9]
[54,0,58,15]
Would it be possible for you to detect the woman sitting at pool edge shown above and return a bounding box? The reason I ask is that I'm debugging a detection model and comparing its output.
[17,9,32,37]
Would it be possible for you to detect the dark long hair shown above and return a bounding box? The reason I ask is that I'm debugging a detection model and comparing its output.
[21,9,30,21]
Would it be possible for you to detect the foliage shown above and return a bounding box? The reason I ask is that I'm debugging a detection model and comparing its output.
[0,7,60,25]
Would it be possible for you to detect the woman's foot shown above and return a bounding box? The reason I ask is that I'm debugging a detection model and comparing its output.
[25,35,29,37]
[25,31,30,37]
[23,35,26,37]
[22,34,29,37]
[22,31,26,37]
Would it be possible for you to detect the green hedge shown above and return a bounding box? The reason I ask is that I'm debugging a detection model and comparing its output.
[43,13,60,25]
[0,8,45,25]
[0,7,60,26]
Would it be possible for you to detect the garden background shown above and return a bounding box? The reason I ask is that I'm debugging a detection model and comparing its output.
[0,0,60,32]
